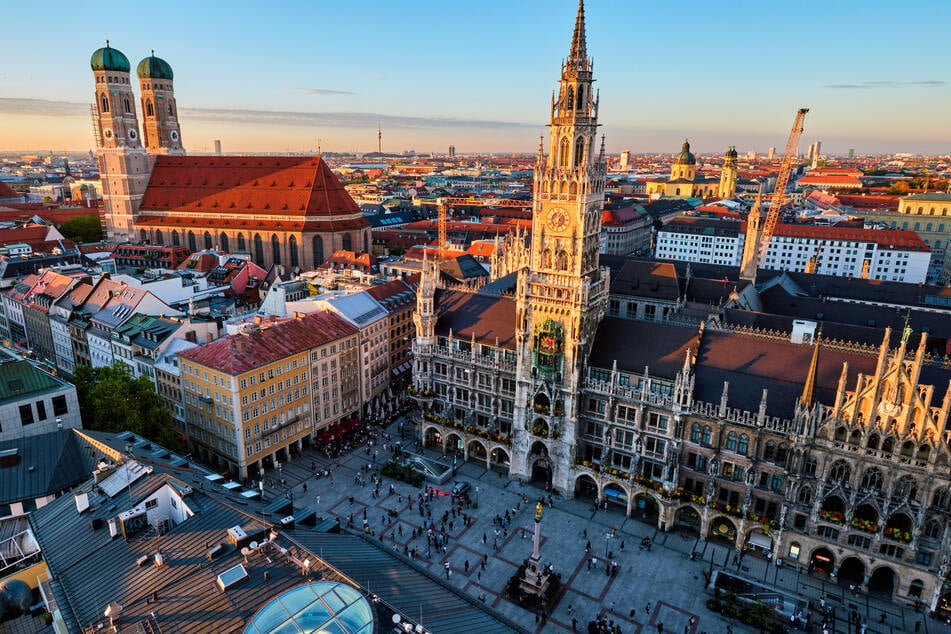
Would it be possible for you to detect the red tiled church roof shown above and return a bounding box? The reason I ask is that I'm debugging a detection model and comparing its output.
[0,182,20,198]
[136,156,370,233]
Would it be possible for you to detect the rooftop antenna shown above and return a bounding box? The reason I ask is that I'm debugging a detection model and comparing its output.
[317,137,321,158]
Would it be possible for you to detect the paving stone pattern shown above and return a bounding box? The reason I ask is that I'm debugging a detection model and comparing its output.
[259,417,951,634]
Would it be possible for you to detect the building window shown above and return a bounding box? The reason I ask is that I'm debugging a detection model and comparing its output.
[52,395,68,416]
[19,404,34,425]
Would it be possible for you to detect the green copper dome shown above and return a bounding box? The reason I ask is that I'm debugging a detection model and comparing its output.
[137,53,174,81]
[90,42,130,73]
[674,139,696,165]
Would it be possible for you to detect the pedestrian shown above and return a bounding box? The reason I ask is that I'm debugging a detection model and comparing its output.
[583,528,588,539]
[567,604,573,616]
[315,495,320,505]
[879,611,887,624]
[645,602,651,614]
[657,622,664,633]
[571,617,577,631]
[609,600,615,613]
[620,540,625,551]
[629,608,636,619]
[482,533,487,544]
[916,621,922,632]
[302,482,308,492]
[464,559,470,572]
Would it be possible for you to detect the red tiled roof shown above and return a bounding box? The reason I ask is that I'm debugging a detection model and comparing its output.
[741,222,930,250]
[178,311,357,375]
[136,156,370,232]
[836,194,900,211]
[797,175,863,187]
[0,182,18,198]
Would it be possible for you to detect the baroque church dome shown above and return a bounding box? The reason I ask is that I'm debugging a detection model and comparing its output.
[90,42,130,72]
[673,139,696,165]
[137,53,174,80]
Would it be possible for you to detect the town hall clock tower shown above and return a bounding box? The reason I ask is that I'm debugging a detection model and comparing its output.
[511,0,610,492]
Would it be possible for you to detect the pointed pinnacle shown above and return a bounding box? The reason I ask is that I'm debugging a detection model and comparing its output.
[567,0,587,71]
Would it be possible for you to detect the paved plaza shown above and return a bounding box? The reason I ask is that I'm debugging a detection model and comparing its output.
[258,416,951,634]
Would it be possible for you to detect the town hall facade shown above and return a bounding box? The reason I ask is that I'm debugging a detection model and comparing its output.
[411,0,951,615]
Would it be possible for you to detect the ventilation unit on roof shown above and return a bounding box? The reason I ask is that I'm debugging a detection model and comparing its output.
[216,564,249,591]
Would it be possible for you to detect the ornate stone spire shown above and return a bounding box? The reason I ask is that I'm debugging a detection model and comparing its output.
[567,0,588,72]
[800,328,822,407]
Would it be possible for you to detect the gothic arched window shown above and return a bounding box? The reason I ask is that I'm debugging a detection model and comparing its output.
[559,137,570,168]
[271,234,282,264]
[171,230,180,246]
[139,229,147,243]
[861,468,883,491]
[204,231,212,250]
[154,229,164,245]
[289,235,299,267]
[565,87,574,111]
[542,249,553,269]
[312,235,324,265]
[828,461,850,484]
[555,250,568,271]
[100,95,109,113]
[925,519,943,539]
[168,103,174,116]
[797,486,813,505]
[187,231,197,252]
[690,423,701,443]
[146,100,154,117]
[867,434,879,450]
[577,84,584,109]
[220,233,229,253]
[725,431,737,452]
[701,426,712,446]
[737,434,749,456]
[574,136,585,166]
[895,475,918,500]
[124,98,131,113]
[342,233,352,251]
[253,233,264,263]
[237,233,246,252]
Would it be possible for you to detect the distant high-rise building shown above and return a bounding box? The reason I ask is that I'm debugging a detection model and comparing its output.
[767,146,776,159]
[214,139,222,155]
[448,145,456,158]
[620,150,630,169]
[848,148,855,159]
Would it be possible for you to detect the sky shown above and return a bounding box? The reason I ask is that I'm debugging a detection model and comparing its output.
[1,0,949,156]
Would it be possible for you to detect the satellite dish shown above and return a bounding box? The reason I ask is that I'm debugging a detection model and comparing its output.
[240,547,250,556]
[104,602,123,618]
[249,541,258,550]
[392,614,401,624]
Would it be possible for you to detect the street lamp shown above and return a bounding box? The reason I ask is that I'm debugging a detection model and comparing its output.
[475,486,480,509]
[604,533,613,557]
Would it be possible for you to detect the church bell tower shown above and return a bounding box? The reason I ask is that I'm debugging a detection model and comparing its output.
[91,41,151,243]
[511,0,610,491]
[137,52,184,155]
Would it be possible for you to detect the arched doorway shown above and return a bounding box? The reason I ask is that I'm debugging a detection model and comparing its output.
[602,483,628,510]
[489,447,509,474]
[634,494,660,525]
[423,427,441,449]
[445,433,463,456]
[868,567,896,597]
[575,474,597,501]
[467,439,487,464]
[674,506,701,533]
[708,516,736,543]
[838,557,865,589]
[531,458,552,485]
[529,441,551,485]
[809,547,835,576]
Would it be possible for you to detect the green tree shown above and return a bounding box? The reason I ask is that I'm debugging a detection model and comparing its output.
[73,363,184,452]
[60,215,103,243]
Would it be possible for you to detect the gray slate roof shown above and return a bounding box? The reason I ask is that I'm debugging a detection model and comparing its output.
[0,429,106,506]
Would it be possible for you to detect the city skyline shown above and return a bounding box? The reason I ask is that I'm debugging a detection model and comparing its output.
[1,0,949,156]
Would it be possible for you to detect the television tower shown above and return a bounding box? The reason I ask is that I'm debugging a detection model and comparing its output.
[377,123,382,155]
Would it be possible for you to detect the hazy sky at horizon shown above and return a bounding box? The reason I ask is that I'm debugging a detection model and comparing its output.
[1,0,949,156]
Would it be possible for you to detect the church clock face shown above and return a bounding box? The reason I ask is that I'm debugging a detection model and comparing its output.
[546,207,569,232]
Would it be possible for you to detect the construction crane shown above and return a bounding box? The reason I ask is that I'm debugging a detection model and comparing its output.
[753,108,809,274]
[804,240,825,274]
[432,197,531,261]
[436,199,448,261]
